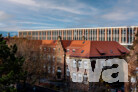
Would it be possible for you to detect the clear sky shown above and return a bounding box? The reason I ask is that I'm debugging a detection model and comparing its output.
[0,0,138,32]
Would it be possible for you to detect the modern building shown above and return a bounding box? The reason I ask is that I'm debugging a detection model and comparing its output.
[18,26,138,46]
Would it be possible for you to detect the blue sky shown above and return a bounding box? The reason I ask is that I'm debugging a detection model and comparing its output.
[0,0,138,32]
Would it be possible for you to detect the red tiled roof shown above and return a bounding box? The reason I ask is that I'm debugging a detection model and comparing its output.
[70,41,129,58]
[61,40,72,49]
[42,40,57,47]
[40,40,129,58]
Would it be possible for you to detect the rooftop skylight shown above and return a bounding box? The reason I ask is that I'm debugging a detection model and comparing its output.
[110,50,113,53]
[81,50,84,53]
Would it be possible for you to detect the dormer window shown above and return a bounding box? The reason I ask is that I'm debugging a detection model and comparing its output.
[72,49,75,52]
[97,48,105,55]
[118,48,126,54]
[67,49,69,52]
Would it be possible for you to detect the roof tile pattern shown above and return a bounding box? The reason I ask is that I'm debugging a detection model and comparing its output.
[40,40,129,58]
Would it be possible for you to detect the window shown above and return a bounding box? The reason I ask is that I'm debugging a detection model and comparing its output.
[19,32,22,36]
[72,73,77,81]
[78,61,82,68]
[57,67,61,72]
[93,29,97,41]
[107,28,111,41]
[49,48,51,51]
[42,32,46,35]
[40,47,42,50]
[66,58,70,64]
[66,67,70,76]
[43,64,46,69]
[39,32,42,35]
[48,66,51,73]
[84,29,88,40]
[43,54,46,60]
[48,55,51,61]
[78,73,82,82]
[106,59,112,66]
[57,57,61,62]
[100,61,105,68]
[44,48,46,51]
[53,56,55,61]
[73,60,77,68]
[83,74,88,84]
[28,32,31,35]
[63,31,66,40]
[57,67,62,79]
[52,67,55,74]
[23,32,27,36]
[53,48,55,51]
[73,30,78,40]
[33,56,36,61]
[84,61,88,69]
[79,30,82,40]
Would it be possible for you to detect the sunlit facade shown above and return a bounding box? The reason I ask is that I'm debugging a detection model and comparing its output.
[18,26,138,46]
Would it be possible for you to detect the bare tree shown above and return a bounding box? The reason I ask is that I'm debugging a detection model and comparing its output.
[125,31,138,92]
[7,38,45,85]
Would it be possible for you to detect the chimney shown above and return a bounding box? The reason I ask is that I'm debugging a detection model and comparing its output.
[82,36,85,40]
[57,36,61,41]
